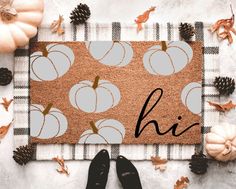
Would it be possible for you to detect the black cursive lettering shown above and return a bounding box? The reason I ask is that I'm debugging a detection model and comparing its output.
[135,88,199,138]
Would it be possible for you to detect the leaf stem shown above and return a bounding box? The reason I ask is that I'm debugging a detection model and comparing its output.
[230,4,234,16]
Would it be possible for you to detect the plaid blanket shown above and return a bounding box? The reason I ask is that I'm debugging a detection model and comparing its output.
[13,22,220,160]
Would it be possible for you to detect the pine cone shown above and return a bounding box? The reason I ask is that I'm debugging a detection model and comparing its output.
[70,3,91,25]
[0,68,12,86]
[189,152,208,175]
[179,23,195,41]
[214,76,235,96]
[13,145,34,165]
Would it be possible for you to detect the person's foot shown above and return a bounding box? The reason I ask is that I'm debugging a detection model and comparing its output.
[116,155,142,189]
[86,149,110,189]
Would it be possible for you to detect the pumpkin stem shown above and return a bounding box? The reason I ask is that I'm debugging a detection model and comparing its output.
[222,140,232,156]
[90,121,98,134]
[161,41,167,51]
[0,0,17,22]
[92,76,100,89]
[42,46,49,57]
[42,103,53,115]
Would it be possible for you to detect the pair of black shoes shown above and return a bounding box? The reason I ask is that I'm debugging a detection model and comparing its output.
[86,149,142,189]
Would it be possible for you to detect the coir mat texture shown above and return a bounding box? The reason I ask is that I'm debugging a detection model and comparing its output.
[30,41,202,144]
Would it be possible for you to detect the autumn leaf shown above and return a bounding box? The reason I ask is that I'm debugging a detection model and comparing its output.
[1,97,13,111]
[0,120,13,139]
[50,15,65,36]
[208,100,236,112]
[52,156,69,176]
[209,4,236,44]
[174,176,189,189]
[151,156,168,171]
[135,6,156,32]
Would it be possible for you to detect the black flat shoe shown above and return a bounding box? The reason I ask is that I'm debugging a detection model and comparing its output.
[86,149,110,189]
[116,155,142,189]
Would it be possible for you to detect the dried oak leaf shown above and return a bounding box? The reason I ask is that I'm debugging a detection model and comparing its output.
[151,156,168,171]
[135,6,156,32]
[0,120,13,139]
[1,97,13,111]
[52,156,69,176]
[209,5,236,44]
[50,15,65,36]
[174,176,190,189]
[208,100,236,112]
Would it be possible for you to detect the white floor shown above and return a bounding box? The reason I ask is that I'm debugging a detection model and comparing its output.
[1,0,236,188]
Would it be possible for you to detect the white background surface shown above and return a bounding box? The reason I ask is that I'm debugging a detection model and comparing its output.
[1,0,236,188]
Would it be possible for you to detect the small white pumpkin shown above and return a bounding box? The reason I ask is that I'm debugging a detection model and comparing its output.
[30,103,68,139]
[205,123,236,162]
[86,41,133,67]
[69,76,121,113]
[143,41,193,76]
[30,43,75,81]
[0,0,44,53]
[78,119,126,144]
[181,82,202,115]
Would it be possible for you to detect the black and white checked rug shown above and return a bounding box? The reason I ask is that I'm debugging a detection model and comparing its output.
[13,22,220,160]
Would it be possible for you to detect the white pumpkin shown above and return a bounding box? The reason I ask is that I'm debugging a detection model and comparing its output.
[79,119,125,144]
[69,76,121,113]
[30,43,75,81]
[0,0,44,53]
[30,103,68,139]
[86,41,133,67]
[143,41,193,75]
[181,82,202,115]
[205,123,236,161]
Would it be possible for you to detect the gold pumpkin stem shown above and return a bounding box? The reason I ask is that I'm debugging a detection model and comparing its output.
[90,121,98,134]
[42,103,53,115]
[92,76,100,89]
[161,41,167,51]
[42,46,49,57]
[222,140,232,156]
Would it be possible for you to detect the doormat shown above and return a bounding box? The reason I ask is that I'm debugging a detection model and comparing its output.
[30,41,202,144]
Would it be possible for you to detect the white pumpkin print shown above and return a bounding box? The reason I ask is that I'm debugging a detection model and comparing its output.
[69,76,121,113]
[79,119,126,144]
[86,41,133,67]
[181,82,202,115]
[143,41,193,75]
[30,103,68,139]
[30,43,75,81]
